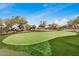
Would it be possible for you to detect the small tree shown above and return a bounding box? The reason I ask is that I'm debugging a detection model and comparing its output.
[30,25,36,31]
[0,18,4,34]
[0,28,3,34]
[48,23,58,30]
[0,18,3,26]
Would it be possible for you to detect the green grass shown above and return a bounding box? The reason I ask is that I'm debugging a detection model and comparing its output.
[49,34,79,56]
[0,31,79,55]
[2,31,77,45]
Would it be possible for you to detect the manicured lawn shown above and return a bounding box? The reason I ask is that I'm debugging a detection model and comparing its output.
[49,33,79,56]
[0,31,79,55]
[2,31,77,45]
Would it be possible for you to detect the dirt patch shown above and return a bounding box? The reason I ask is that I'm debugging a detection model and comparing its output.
[0,49,31,56]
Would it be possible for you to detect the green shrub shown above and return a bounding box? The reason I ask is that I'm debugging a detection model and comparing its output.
[0,28,3,34]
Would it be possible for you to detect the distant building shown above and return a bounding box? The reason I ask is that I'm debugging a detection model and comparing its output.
[12,24,20,30]
[45,25,49,29]
[2,23,7,28]
[0,22,7,29]
[74,24,79,29]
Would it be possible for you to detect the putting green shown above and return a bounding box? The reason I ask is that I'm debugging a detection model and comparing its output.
[2,31,77,45]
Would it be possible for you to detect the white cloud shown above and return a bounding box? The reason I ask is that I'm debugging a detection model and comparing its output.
[0,4,15,14]
[47,18,68,26]
[54,19,59,24]
[29,4,73,21]
[59,18,68,26]
[54,14,79,26]
[27,3,72,26]
[0,3,15,10]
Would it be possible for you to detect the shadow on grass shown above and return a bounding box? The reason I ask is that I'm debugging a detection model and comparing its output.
[49,33,79,56]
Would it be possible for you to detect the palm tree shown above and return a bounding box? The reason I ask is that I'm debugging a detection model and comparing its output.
[38,20,46,29]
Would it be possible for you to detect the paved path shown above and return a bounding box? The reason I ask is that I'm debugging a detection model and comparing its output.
[0,49,31,56]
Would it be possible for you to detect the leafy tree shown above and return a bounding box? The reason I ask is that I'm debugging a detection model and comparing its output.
[0,18,3,26]
[30,25,36,31]
[14,16,27,25]
[67,16,79,30]
[48,23,58,30]
[5,16,28,27]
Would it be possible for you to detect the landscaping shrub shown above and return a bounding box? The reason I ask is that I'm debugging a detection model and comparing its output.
[0,28,3,34]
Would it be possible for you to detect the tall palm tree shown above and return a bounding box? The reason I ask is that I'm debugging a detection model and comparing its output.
[38,20,46,29]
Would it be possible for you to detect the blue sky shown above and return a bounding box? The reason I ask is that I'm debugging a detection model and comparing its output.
[0,3,79,26]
